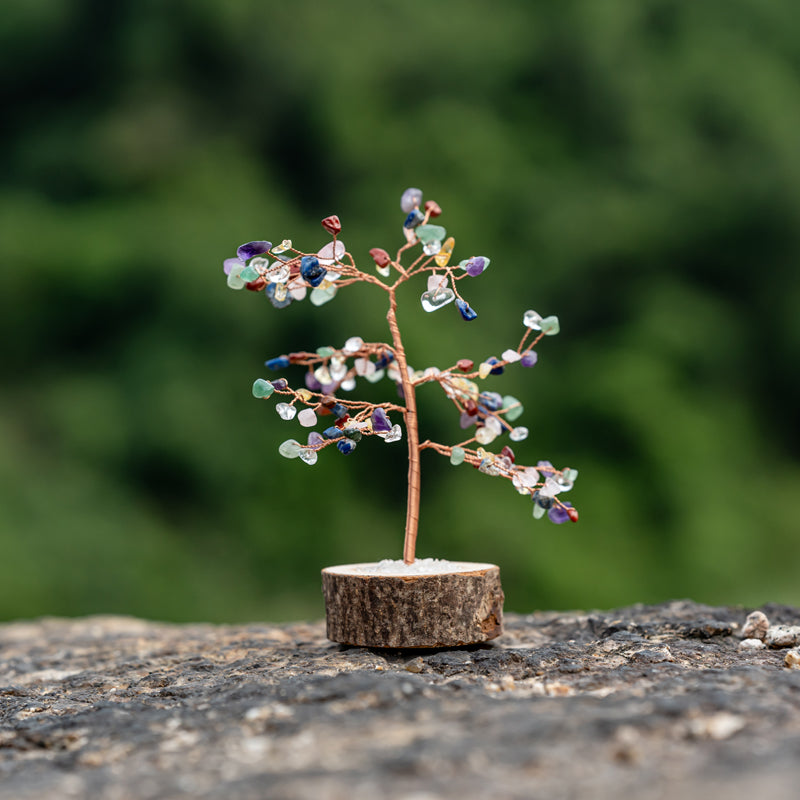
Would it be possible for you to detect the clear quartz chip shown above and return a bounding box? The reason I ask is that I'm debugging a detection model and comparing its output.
[298,447,318,465]
[276,403,297,420]
[509,426,529,442]
[268,264,291,284]
[383,424,402,443]
[523,310,543,330]
[420,288,455,312]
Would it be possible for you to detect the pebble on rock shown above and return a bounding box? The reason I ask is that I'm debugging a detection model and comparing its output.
[738,638,766,651]
[741,611,770,641]
[765,625,800,648]
[785,648,800,669]
[404,657,424,674]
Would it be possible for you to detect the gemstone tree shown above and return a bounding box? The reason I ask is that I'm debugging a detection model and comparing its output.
[223,189,578,564]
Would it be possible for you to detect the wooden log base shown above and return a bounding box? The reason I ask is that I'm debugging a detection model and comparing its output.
[322,561,504,648]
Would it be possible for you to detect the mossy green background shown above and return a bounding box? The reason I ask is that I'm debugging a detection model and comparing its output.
[2,0,799,623]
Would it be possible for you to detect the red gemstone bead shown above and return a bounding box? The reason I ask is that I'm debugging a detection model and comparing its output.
[567,508,579,523]
[465,399,478,416]
[334,415,349,429]
[245,276,268,291]
[424,200,442,217]
[369,248,391,267]
[321,215,341,235]
[457,359,474,372]
[501,446,515,463]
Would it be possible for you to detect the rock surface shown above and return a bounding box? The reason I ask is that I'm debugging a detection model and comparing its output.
[2,600,800,799]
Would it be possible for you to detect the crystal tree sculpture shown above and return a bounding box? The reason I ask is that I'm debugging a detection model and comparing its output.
[223,188,578,564]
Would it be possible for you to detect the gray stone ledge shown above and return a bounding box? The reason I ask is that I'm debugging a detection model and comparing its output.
[2,600,800,799]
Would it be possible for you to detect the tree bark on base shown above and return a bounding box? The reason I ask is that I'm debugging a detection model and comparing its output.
[322,563,504,648]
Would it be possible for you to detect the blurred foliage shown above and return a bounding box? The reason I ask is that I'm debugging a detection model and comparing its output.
[1,0,799,623]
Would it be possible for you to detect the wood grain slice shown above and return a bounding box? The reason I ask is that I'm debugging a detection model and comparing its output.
[322,562,504,648]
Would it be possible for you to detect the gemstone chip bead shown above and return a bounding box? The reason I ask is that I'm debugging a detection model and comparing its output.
[354,358,375,376]
[541,315,560,336]
[427,274,448,292]
[300,256,327,288]
[424,200,442,217]
[227,264,246,290]
[383,424,402,443]
[310,284,337,306]
[503,396,523,422]
[450,446,465,465]
[297,409,317,427]
[240,264,260,283]
[523,310,543,330]
[252,379,274,398]
[278,439,302,459]
[404,209,425,229]
[283,275,303,295]
[475,426,496,445]
[298,447,318,465]
[267,263,290,284]
[486,357,504,375]
[314,366,332,385]
[275,403,297,420]
[420,289,455,312]
[337,439,356,455]
[484,416,503,437]
[460,257,490,277]
[317,240,346,266]
[237,241,272,262]
[371,408,392,433]
[548,504,571,524]
[265,356,290,370]
[416,224,446,245]
[265,282,292,308]
[369,248,391,267]
[307,431,324,447]
[456,298,477,321]
[343,336,364,354]
[320,215,341,236]
[401,187,423,214]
